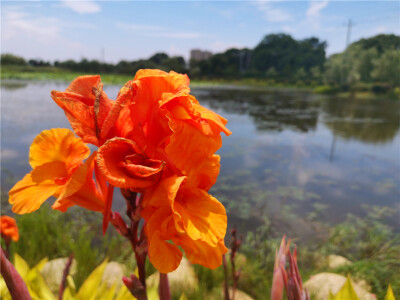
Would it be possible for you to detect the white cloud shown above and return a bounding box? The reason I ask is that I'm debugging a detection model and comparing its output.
[116,22,164,31]
[2,9,61,41]
[282,25,296,34]
[306,0,329,18]
[255,0,292,22]
[148,32,202,39]
[61,0,101,14]
[210,41,245,53]
[371,26,388,35]
[116,22,203,39]
[1,7,86,60]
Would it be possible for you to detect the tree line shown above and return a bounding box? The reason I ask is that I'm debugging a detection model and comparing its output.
[2,33,399,90]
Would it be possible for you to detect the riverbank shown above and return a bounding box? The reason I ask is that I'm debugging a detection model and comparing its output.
[2,67,398,100]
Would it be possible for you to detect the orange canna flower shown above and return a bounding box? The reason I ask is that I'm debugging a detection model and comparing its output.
[51,76,135,146]
[8,128,106,214]
[48,69,231,274]
[96,137,165,190]
[142,175,228,273]
[0,216,19,242]
[128,70,231,168]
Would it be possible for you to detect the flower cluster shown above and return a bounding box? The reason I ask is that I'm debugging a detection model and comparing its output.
[0,216,19,243]
[8,69,231,273]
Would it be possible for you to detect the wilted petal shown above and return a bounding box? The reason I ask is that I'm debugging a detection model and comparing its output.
[51,76,112,145]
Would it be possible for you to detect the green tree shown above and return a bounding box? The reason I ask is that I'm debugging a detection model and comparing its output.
[1,53,27,66]
[371,48,400,87]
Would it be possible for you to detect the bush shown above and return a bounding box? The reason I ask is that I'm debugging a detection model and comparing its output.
[313,85,340,95]
[371,83,392,94]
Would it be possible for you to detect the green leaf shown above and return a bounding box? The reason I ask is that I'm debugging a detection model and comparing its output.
[385,284,396,300]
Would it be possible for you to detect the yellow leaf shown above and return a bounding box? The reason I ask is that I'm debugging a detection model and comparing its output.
[0,277,12,300]
[99,282,117,300]
[76,258,109,300]
[147,286,159,300]
[30,271,56,300]
[385,284,396,300]
[33,257,49,272]
[114,283,135,300]
[331,275,360,300]
[66,275,76,293]
[62,287,76,300]
[13,254,30,280]
[179,293,188,300]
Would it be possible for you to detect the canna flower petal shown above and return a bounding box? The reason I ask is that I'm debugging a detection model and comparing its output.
[0,216,19,242]
[29,128,90,170]
[53,152,105,212]
[128,70,190,148]
[9,173,61,214]
[97,137,164,189]
[148,231,183,274]
[143,176,227,247]
[162,94,230,189]
[8,128,103,214]
[173,236,228,270]
[173,186,227,246]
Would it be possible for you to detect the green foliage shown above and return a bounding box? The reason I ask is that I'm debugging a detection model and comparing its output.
[0,254,55,300]
[252,34,326,81]
[313,85,340,95]
[1,53,27,66]
[324,34,400,91]
[371,49,400,87]
[323,205,400,299]
[2,204,128,288]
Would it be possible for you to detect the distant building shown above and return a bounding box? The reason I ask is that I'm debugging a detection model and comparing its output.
[190,49,212,61]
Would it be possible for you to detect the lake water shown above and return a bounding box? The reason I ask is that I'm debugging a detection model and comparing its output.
[1,81,399,243]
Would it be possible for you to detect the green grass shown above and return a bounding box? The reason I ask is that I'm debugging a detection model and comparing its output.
[1,66,132,85]
[1,198,398,299]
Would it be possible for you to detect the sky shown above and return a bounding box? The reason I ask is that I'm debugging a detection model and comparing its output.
[1,1,399,63]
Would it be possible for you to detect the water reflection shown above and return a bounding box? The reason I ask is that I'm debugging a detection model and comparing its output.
[192,87,400,241]
[1,82,399,243]
[322,97,400,144]
[193,89,320,133]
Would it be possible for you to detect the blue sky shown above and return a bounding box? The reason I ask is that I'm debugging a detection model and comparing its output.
[1,1,399,63]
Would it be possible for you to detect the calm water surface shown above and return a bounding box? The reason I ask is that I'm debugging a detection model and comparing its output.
[1,81,399,242]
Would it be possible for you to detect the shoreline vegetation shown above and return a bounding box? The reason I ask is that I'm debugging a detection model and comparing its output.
[2,33,400,100]
[1,67,398,101]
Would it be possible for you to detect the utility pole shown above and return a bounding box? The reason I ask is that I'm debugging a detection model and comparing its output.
[101,47,105,63]
[332,18,353,162]
[345,19,352,48]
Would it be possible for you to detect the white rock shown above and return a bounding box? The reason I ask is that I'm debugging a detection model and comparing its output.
[326,255,352,269]
[40,257,77,294]
[304,272,376,300]
[147,257,198,294]
[101,262,127,290]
